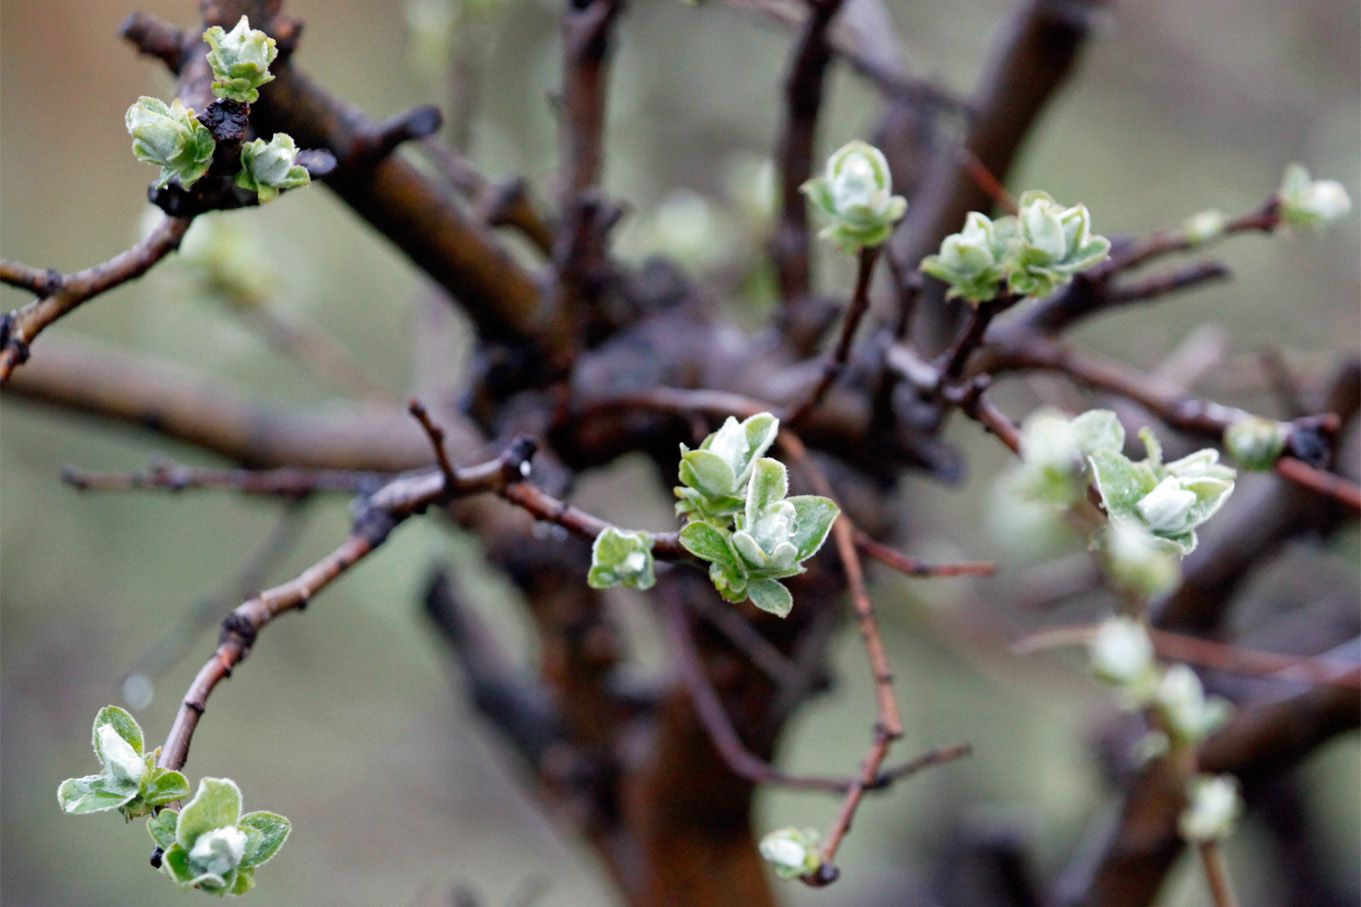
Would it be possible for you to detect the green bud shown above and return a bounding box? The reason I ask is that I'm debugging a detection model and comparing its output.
[674,414,837,617]
[1178,774,1243,843]
[125,96,216,189]
[203,16,278,103]
[1155,665,1232,745]
[758,827,821,880]
[802,140,907,252]
[588,528,656,590]
[921,212,1016,305]
[235,134,311,203]
[1278,163,1352,231]
[57,706,189,819]
[1100,518,1182,600]
[1007,191,1110,298]
[1224,417,1288,471]
[1088,615,1161,704]
[1183,209,1227,247]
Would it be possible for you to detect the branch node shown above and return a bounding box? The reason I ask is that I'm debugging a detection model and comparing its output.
[500,435,539,484]
[354,106,444,166]
[219,612,258,650]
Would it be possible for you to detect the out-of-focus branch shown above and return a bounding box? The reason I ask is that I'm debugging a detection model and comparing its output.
[1011,623,1361,689]
[5,338,455,471]
[1050,681,1360,907]
[423,569,563,765]
[772,0,845,319]
[545,0,625,371]
[987,336,1360,512]
[417,139,554,254]
[61,459,384,498]
[892,0,1102,299]
[724,0,971,116]
[0,216,192,383]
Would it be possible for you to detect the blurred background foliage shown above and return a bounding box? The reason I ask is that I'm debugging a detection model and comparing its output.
[1,0,1357,904]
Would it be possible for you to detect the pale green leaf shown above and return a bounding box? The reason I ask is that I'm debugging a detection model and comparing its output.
[679,449,737,499]
[680,522,740,568]
[92,705,144,758]
[176,778,242,851]
[143,769,192,808]
[239,811,291,868]
[1089,449,1158,519]
[745,458,788,526]
[58,774,138,814]
[787,496,839,561]
[148,809,179,850]
[1070,410,1124,456]
[747,579,794,617]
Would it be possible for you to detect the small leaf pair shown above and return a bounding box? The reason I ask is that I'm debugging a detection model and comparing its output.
[57,706,190,819]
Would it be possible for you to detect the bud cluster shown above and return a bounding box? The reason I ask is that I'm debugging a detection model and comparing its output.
[923,191,1110,304]
[124,17,311,205]
[677,416,839,617]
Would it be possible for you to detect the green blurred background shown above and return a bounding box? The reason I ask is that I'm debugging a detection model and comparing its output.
[2,0,1358,904]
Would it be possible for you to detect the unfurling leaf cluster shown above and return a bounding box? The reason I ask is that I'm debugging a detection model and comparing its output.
[57,706,190,819]
[921,191,1110,304]
[675,414,839,617]
[59,707,290,897]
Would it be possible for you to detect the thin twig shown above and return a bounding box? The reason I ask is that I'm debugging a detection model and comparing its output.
[665,594,967,795]
[787,246,880,425]
[989,336,1360,512]
[408,399,459,490]
[1011,623,1361,690]
[1,216,192,383]
[1199,841,1240,907]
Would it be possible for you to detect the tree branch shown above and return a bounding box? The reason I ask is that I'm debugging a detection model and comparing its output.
[0,216,192,384]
